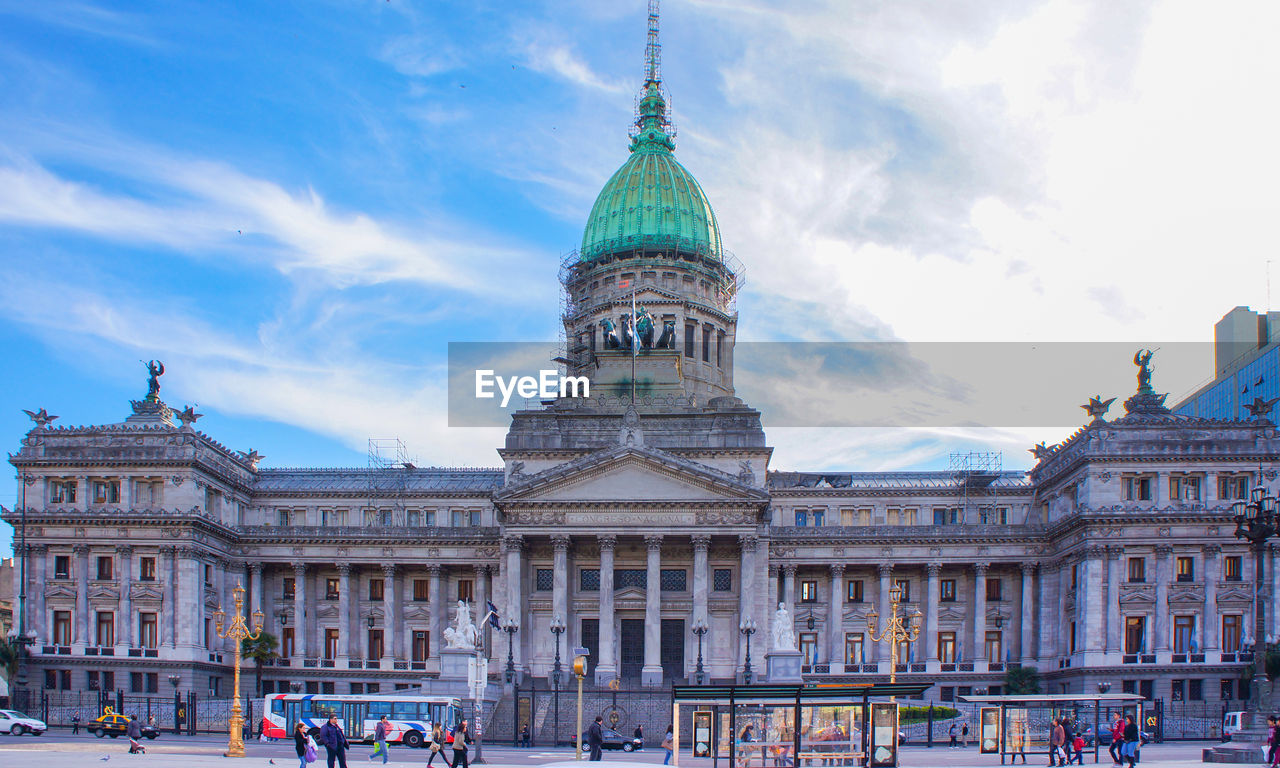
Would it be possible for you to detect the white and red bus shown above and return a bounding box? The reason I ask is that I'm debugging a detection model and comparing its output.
[262,693,463,748]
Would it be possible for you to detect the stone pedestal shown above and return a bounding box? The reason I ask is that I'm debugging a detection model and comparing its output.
[439,648,473,681]
[765,650,803,683]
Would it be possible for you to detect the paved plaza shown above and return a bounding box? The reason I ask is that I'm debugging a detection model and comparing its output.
[0,732,1232,768]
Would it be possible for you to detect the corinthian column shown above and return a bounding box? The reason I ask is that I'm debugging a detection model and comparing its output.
[925,563,941,665]
[875,563,891,665]
[382,564,397,662]
[551,535,570,653]
[117,546,133,649]
[739,535,758,673]
[1202,544,1219,654]
[692,535,711,678]
[595,535,618,685]
[337,564,352,660]
[642,535,664,687]
[428,565,444,662]
[972,563,988,665]
[1154,545,1172,654]
[503,535,525,671]
[1020,562,1037,663]
[74,545,89,648]
[1104,549,1120,655]
[292,562,307,660]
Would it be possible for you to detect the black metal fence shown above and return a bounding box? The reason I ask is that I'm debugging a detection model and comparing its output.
[34,690,260,737]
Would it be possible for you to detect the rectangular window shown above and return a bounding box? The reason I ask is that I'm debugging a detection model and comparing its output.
[938,632,956,664]
[54,555,70,579]
[985,631,1002,663]
[1070,564,1079,589]
[1224,556,1242,581]
[457,579,474,603]
[45,670,57,690]
[204,564,212,587]
[933,507,960,525]
[1220,679,1235,701]
[535,569,554,591]
[702,326,711,362]
[799,633,818,665]
[413,579,429,601]
[282,577,296,600]
[684,324,695,358]
[1170,475,1201,501]
[845,632,865,665]
[325,578,340,599]
[139,613,158,649]
[50,479,77,503]
[368,629,384,659]
[451,510,465,527]
[1188,678,1203,701]
[277,508,292,526]
[1222,615,1242,653]
[713,569,732,591]
[87,670,100,690]
[615,569,646,589]
[716,330,724,367]
[92,480,121,505]
[893,579,911,602]
[59,670,72,691]
[846,579,864,602]
[96,556,113,580]
[580,569,600,591]
[53,611,72,645]
[800,580,818,603]
[1173,616,1195,653]
[1176,557,1195,582]
[1171,679,1184,701]
[1218,474,1249,501]
[794,509,808,526]
[281,627,295,657]
[1127,557,1146,583]
[660,569,687,591]
[1123,475,1154,501]
[940,579,956,602]
[1124,616,1146,654]
[812,509,825,526]
[139,557,156,581]
[1069,621,1077,654]
[985,578,1002,601]
[95,611,115,647]
[412,631,429,662]
[324,628,340,660]
[369,579,384,601]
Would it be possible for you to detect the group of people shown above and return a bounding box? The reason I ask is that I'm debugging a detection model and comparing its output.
[583,716,673,763]
[1048,717,1086,765]
[947,721,971,748]
[291,715,471,768]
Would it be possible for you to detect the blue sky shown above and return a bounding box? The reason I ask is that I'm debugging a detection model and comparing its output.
[4,0,1280,551]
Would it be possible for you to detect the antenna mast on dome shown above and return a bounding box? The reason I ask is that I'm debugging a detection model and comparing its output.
[645,0,661,85]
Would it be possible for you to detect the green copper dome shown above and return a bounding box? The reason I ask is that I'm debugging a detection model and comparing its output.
[580,82,723,261]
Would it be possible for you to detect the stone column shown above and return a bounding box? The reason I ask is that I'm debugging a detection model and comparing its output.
[1037,563,1057,659]
[642,535,664,686]
[74,545,89,647]
[249,562,263,620]
[782,564,797,616]
[596,535,617,685]
[381,564,396,662]
[768,564,780,642]
[925,563,941,664]
[1104,549,1120,654]
[292,562,307,660]
[503,536,526,671]
[1272,544,1280,642]
[1154,545,1172,653]
[163,547,178,648]
[475,564,491,653]
[875,563,891,664]
[1020,562,1036,663]
[1203,544,1220,653]
[692,534,710,677]
[828,564,845,666]
[428,565,444,662]
[117,546,133,649]
[739,536,758,674]
[30,545,47,641]
[551,534,570,645]
[973,563,988,665]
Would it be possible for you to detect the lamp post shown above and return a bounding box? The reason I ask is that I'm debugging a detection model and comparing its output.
[551,615,566,747]
[503,619,519,684]
[12,471,36,712]
[739,618,758,684]
[692,619,709,685]
[866,585,922,684]
[1232,487,1279,719]
[213,583,264,758]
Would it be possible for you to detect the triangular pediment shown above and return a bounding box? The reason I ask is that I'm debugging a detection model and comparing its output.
[495,446,767,504]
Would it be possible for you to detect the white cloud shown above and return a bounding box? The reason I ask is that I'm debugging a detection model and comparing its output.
[523,42,628,94]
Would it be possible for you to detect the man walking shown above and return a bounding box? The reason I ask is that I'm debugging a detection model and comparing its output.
[320,713,351,768]
[370,714,390,764]
[127,715,146,754]
[588,716,604,761]
[71,713,81,735]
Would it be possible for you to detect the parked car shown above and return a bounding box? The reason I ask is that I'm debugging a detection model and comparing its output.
[87,713,160,740]
[0,710,46,736]
[579,727,638,752]
[1222,711,1246,740]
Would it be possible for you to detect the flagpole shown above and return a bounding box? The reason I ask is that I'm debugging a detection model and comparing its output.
[630,285,637,404]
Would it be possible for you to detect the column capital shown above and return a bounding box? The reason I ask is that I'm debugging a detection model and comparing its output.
[473,564,490,578]
[691,534,712,551]
[1084,545,1106,560]
[1203,543,1222,557]
[502,535,526,553]
[427,564,444,577]
[974,562,990,576]
[160,545,177,557]
[381,563,396,578]
[738,535,759,552]
[597,534,617,552]
[926,562,943,577]
[782,564,798,577]
[878,563,893,577]
[829,563,845,577]
[336,563,351,577]
[1021,561,1038,575]
[249,562,264,575]
[1155,544,1174,557]
[768,564,779,578]
[115,545,134,558]
[1105,546,1123,560]
[72,544,90,556]
[292,562,307,576]
[644,534,664,552]
[551,534,572,554]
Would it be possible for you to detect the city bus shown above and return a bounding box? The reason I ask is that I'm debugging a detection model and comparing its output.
[261,693,463,747]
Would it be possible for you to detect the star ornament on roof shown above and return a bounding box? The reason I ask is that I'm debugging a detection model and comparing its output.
[1243,395,1280,420]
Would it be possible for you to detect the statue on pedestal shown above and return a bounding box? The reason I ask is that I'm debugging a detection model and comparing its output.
[443,600,478,650]
[771,602,796,651]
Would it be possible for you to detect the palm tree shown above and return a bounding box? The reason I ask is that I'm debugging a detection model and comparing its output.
[241,632,280,698]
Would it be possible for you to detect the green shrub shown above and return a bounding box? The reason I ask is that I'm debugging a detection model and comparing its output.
[899,705,958,723]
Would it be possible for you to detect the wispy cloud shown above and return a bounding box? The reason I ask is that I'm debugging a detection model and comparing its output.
[523,42,627,94]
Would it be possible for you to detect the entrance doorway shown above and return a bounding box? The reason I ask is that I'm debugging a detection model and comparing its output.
[620,619,644,680]
[661,619,685,682]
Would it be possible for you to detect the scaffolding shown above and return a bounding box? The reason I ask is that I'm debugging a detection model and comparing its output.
[367,438,413,525]
[950,451,1003,524]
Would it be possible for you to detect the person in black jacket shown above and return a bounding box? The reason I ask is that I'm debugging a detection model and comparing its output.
[587,716,604,761]
[319,714,350,768]
[127,716,146,754]
[1121,716,1139,768]
[295,722,310,768]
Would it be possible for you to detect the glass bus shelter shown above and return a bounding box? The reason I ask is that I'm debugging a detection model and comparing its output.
[959,693,1148,765]
[671,683,931,768]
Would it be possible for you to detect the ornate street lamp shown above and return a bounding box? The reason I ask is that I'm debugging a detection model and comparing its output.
[692,618,709,685]
[213,583,264,758]
[550,615,566,746]
[502,619,519,684]
[1232,488,1279,718]
[739,618,758,684]
[866,585,922,684]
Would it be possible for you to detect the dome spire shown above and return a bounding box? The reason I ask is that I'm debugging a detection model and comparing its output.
[630,0,675,153]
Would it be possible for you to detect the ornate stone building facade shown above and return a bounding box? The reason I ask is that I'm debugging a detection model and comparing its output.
[5,8,1278,710]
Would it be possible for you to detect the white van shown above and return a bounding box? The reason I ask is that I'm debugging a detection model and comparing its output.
[1222,711,1247,740]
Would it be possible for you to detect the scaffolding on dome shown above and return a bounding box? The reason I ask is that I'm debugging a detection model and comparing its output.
[366,437,414,525]
[950,451,1006,524]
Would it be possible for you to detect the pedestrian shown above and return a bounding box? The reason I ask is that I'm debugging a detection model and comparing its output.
[296,722,314,768]
[127,715,146,754]
[1071,733,1085,765]
[370,714,390,764]
[738,724,754,768]
[452,719,472,768]
[1051,718,1066,767]
[588,716,605,762]
[1061,717,1074,762]
[520,723,530,748]
[320,713,351,768]
[949,723,957,749]
[962,722,970,748]
[1108,714,1124,766]
[72,713,81,735]
[1008,717,1027,764]
[427,723,446,767]
[148,714,157,729]
[1120,715,1139,768]
[635,723,645,751]
[1268,714,1279,767]
[662,724,674,766]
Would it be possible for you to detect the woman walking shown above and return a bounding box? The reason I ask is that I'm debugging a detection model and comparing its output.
[1120,715,1139,768]
[451,720,471,768]
[662,724,674,766]
[295,722,313,768]
[427,723,447,767]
